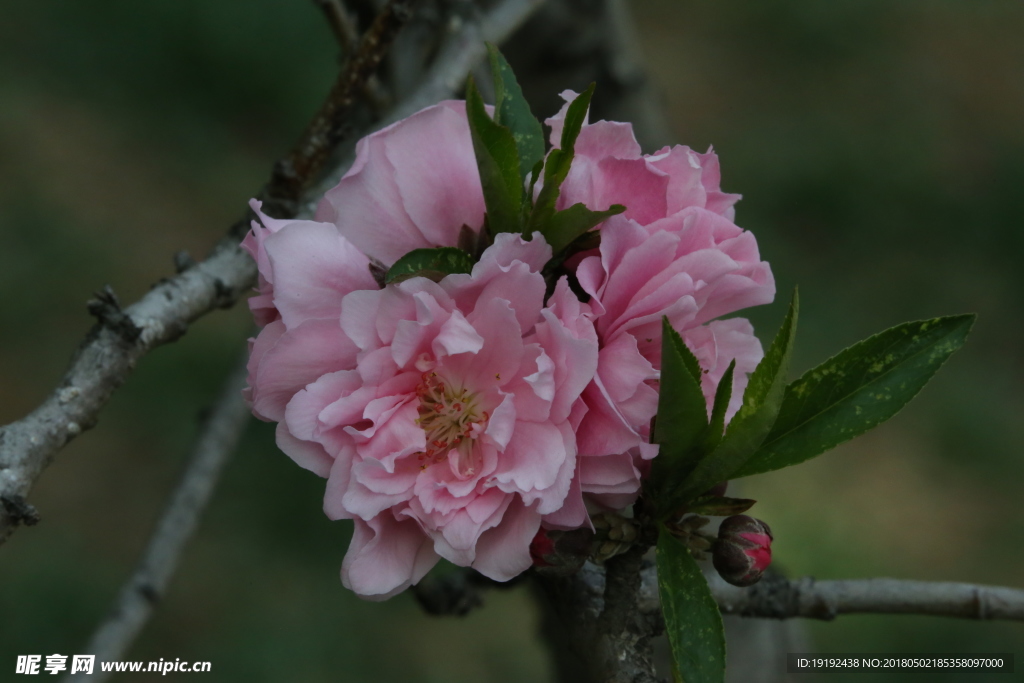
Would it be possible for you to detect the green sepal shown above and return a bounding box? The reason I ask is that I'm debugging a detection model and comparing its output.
[733,313,975,478]
[465,77,523,235]
[685,495,756,517]
[543,202,625,253]
[487,44,545,185]
[657,525,727,683]
[677,289,799,502]
[385,247,474,284]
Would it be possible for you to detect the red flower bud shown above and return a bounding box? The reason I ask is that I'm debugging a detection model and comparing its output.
[712,515,773,587]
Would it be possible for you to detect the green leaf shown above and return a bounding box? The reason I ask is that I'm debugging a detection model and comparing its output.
[732,314,975,478]
[466,77,523,235]
[487,44,545,185]
[543,202,625,253]
[652,319,710,505]
[678,290,799,501]
[527,84,596,237]
[685,495,756,517]
[658,526,726,683]
[701,359,735,453]
[384,247,474,284]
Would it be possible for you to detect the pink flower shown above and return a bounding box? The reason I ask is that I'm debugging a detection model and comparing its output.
[243,90,776,596]
[245,220,598,597]
[544,92,775,511]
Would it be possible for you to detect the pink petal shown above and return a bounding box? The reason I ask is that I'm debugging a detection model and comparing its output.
[341,513,439,600]
[492,421,569,509]
[579,451,640,495]
[588,157,670,224]
[575,120,642,160]
[384,102,486,248]
[263,220,375,329]
[541,458,589,530]
[275,422,333,478]
[472,498,542,581]
[251,319,359,422]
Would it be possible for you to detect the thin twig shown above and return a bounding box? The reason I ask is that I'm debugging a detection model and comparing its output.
[64,357,251,683]
[313,0,391,114]
[633,564,1024,623]
[707,573,1024,622]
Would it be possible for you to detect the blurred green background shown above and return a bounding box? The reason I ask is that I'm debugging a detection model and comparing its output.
[1,0,1021,681]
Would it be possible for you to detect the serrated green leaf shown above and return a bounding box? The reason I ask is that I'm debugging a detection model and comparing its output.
[651,319,709,508]
[543,202,625,253]
[678,290,799,501]
[487,44,545,185]
[385,247,474,284]
[732,314,975,478]
[658,526,726,683]
[466,77,523,235]
[527,84,596,236]
[685,495,756,517]
[701,359,735,453]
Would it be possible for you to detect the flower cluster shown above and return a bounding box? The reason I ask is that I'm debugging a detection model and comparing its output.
[243,92,774,599]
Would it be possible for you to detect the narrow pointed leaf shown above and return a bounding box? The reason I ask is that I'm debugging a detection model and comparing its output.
[651,319,709,507]
[658,526,726,683]
[466,78,522,235]
[685,495,756,517]
[701,359,735,453]
[679,290,799,501]
[557,83,593,152]
[523,158,544,215]
[733,314,975,478]
[385,247,474,283]
[527,84,596,236]
[544,202,625,253]
[487,44,545,184]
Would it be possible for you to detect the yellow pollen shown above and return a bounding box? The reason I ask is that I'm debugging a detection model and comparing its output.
[413,372,486,474]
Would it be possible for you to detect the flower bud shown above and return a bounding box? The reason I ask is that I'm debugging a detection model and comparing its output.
[712,515,773,587]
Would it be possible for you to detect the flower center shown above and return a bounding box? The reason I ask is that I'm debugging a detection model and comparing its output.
[415,371,488,475]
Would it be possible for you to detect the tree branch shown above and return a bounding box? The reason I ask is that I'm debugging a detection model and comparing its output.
[64,356,251,683]
[634,564,1024,623]
[0,0,545,548]
[707,573,1024,622]
[434,559,1023,682]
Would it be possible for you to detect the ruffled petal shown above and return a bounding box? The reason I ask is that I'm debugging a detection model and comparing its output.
[341,513,439,600]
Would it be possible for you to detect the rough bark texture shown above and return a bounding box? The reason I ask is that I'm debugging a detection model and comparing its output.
[534,551,665,683]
